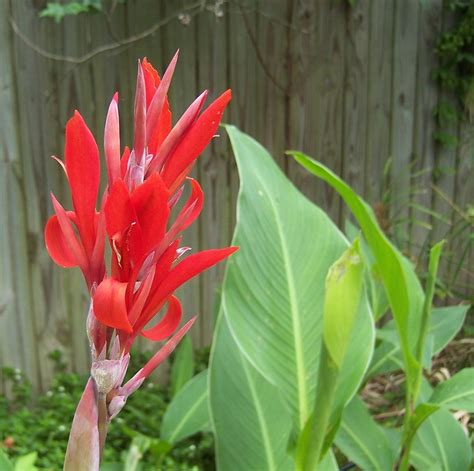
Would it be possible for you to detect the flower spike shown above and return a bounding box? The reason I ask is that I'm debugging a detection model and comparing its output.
[44,55,234,469]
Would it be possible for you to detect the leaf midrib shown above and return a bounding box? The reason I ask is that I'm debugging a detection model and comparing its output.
[167,387,207,443]
[252,170,308,428]
[239,348,278,471]
[432,389,474,407]
[340,421,382,470]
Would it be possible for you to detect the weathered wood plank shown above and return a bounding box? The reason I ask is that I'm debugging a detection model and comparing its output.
[390,0,420,251]
[306,0,346,223]
[342,0,369,220]
[411,0,442,267]
[364,0,394,210]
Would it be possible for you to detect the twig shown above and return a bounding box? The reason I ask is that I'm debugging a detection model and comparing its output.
[431,183,472,223]
[9,1,203,65]
[234,0,286,94]
[373,408,406,420]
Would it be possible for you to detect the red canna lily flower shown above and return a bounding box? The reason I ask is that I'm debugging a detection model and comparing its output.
[44,52,236,470]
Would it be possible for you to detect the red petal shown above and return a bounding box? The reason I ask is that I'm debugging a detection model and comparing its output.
[142,57,161,107]
[141,296,182,341]
[129,173,170,264]
[145,53,177,155]
[136,240,179,329]
[143,247,238,323]
[162,90,231,188]
[120,146,131,179]
[128,265,156,326]
[44,215,77,267]
[159,247,238,298]
[50,194,89,272]
[93,278,132,333]
[148,104,172,157]
[104,94,121,186]
[105,179,135,238]
[169,178,203,236]
[65,111,100,255]
[134,62,147,165]
[147,90,208,176]
[90,208,106,282]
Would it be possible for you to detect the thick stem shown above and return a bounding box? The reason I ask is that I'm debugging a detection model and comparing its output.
[97,392,109,459]
[398,394,414,471]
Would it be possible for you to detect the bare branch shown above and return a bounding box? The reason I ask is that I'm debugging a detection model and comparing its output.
[9,1,203,65]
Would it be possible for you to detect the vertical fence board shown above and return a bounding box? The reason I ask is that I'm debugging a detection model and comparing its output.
[390,0,420,250]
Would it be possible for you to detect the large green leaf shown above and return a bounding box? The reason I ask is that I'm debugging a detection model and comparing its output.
[429,368,474,412]
[290,152,424,391]
[224,126,373,430]
[368,305,468,377]
[335,397,396,471]
[160,369,210,444]
[209,314,293,471]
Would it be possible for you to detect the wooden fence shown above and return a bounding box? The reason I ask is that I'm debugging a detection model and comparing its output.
[0,0,472,391]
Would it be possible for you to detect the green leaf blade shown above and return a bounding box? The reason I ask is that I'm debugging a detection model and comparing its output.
[209,315,293,471]
[335,397,396,471]
[224,126,373,432]
[160,370,210,444]
[429,368,474,412]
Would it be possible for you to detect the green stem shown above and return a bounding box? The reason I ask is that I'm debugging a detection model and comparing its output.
[398,241,444,470]
[297,345,339,471]
[398,393,414,471]
[98,392,109,461]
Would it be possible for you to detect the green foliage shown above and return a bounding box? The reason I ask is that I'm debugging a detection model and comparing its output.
[161,370,210,444]
[0,348,214,470]
[429,368,474,411]
[335,397,397,471]
[291,149,472,470]
[209,316,293,470]
[435,0,474,106]
[433,0,474,145]
[39,0,103,23]
[0,449,38,471]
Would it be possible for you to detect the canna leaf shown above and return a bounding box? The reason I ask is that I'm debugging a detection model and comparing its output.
[209,314,293,471]
[335,397,396,471]
[368,305,469,377]
[161,369,210,444]
[409,380,472,471]
[429,368,474,412]
[223,126,373,432]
